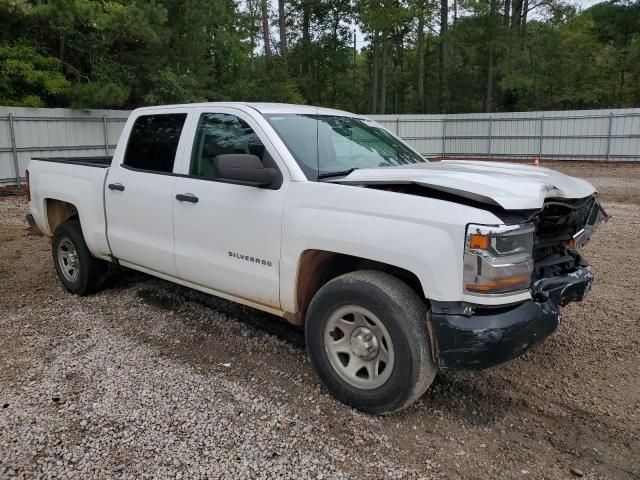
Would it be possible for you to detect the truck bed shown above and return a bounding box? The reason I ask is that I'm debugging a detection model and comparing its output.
[32,156,113,168]
[27,155,112,256]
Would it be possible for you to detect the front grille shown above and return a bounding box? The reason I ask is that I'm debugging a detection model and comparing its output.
[531,196,595,280]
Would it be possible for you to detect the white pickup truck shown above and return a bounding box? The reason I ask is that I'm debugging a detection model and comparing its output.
[26,103,607,413]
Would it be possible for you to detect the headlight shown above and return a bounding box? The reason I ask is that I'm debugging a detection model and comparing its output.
[464,223,535,295]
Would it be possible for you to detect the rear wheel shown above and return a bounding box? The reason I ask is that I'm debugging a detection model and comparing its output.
[305,270,437,414]
[52,220,107,295]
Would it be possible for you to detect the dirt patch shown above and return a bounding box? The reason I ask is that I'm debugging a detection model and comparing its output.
[545,161,640,205]
[1,164,639,479]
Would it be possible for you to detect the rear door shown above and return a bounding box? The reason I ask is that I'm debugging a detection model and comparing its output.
[172,107,287,310]
[105,110,190,276]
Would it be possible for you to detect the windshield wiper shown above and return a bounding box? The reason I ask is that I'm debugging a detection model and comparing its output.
[317,168,359,180]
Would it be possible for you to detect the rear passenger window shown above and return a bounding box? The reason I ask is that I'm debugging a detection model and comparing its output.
[123,114,187,173]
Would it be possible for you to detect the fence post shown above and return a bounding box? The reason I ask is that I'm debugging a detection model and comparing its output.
[8,113,20,187]
[442,116,447,158]
[102,116,109,155]
[487,116,493,158]
[396,117,400,136]
[538,115,544,160]
[605,111,613,161]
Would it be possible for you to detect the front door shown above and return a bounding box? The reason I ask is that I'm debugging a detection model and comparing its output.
[172,109,286,309]
[106,111,189,276]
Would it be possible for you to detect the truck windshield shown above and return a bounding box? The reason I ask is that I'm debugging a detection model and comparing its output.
[264,114,425,180]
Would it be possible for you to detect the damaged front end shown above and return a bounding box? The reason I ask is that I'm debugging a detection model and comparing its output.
[527,197,607,307]
[430,196,608,372]
[532,258,593,307]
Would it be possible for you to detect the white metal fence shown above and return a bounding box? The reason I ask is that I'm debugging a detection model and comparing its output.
[2,107,639,185]
[370,108,640,163]
[0,107,128,185]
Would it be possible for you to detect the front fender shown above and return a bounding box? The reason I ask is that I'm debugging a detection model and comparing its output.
[279,182,505,312]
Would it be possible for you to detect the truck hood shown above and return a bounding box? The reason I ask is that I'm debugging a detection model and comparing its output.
[332,160,596,210]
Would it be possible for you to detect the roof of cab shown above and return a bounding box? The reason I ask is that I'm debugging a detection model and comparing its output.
[133,102,362,118]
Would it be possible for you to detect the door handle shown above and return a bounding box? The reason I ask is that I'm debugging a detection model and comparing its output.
[108,183,125,191]
[175,193,199,203]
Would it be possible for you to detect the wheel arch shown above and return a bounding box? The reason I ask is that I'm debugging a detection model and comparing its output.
[44,198,79,235]
[283,249,426,326]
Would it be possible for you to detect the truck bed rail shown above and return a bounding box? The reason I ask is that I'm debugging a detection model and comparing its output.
[32,156,112,168]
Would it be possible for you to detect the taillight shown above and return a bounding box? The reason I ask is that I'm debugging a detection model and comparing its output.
[25,169,30,201]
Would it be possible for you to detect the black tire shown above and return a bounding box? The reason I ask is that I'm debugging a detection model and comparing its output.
[305,270,437,414]
[52,219,107,295]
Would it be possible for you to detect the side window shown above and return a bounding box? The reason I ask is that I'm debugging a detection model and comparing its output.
[123,113,187,173]
[189,113,266,179]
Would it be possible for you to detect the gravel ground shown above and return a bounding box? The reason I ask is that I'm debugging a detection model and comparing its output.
[1,163,639,479]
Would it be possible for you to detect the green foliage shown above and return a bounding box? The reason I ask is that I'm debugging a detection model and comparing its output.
[67,82,130,109]
[142,69,205,105]
[0,0,638,112]
[0,44,69,107]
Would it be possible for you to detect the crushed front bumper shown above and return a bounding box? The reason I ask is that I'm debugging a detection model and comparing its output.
[532,264,593,306]
[430,265,593,372]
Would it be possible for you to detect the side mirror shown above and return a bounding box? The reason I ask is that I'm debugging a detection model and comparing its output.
[212,154,279,188]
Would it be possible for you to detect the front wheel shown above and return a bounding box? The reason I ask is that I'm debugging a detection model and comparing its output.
[52,219,107,295]
[305,270,437,414]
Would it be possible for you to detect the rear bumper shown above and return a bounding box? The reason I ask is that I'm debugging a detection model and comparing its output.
[430,265,593,372]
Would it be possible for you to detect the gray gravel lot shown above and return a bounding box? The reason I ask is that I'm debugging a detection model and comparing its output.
[1,163,639,479]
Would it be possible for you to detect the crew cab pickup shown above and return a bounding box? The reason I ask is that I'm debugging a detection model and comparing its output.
[26,103,607,413]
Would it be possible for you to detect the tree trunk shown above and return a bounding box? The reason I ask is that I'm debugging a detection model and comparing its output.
[332,8,339,105]
[396,27,405,114]
[249,0,255,70]
[261,0,272,59]
[353,28,357,105]
[372,30,379,114]
[379,34,391,114]
[511,0,523,28]
[417,3,425,110]
[59,35,65,73]
[485,0,497,112]
[439,0,448,113]
[302,1,310,46]
[485,47,494,112]
[503,0,511,26]
[278,0,287,57]
[300,0,310,77]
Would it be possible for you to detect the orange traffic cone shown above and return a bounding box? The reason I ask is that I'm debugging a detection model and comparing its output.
[533,156,541,166]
